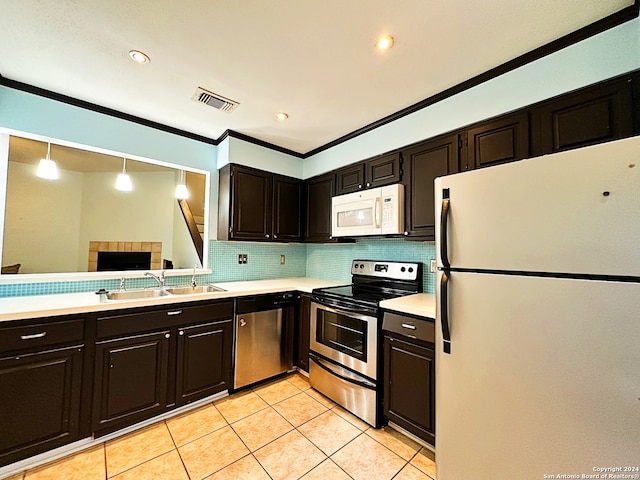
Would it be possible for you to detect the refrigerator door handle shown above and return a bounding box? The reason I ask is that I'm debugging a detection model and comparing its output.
[440,190,450,269]
[440,270,451,354]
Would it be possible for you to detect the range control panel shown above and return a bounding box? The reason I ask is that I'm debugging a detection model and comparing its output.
[351,260,421,281]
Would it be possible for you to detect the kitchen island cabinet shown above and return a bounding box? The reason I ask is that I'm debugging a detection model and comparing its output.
[0,317,86,467]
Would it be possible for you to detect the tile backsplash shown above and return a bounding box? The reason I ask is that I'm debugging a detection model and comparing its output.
[0,239,435,297]
[307,239,436,293]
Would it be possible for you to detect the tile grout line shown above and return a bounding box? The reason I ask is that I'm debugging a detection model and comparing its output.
[164,415,195,480]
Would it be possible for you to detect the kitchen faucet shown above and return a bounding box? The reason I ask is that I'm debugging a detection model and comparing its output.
[191,266,198,288]
[145,271,165,289]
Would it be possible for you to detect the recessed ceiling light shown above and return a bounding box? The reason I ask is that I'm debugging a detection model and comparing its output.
[375,34,394,51]
[129,50,150,64]
[275,112,289,121]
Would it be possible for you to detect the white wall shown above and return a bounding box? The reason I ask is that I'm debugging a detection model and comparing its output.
[78,171,176,268]
[303,17,640,178]
[4,162,83,273]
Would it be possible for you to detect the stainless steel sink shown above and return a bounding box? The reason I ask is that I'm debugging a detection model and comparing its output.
[106,289,170,300]
[165,285,227,295]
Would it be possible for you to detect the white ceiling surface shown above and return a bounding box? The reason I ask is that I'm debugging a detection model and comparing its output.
[0,0,633,154]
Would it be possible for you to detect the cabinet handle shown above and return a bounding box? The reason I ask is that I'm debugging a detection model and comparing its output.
[401,323,417,330]
[265,234,270,238]
[167,310,183,316]
[179,330,184,336]
[358,184,362,189]
[274,234,277,239]
[165,333,171,339]
[366,182,371,187]
[20,332,47,340]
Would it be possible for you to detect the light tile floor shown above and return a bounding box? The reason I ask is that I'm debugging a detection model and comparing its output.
[7,373,437,480]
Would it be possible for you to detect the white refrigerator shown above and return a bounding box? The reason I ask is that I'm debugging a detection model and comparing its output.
[434,136,640,479]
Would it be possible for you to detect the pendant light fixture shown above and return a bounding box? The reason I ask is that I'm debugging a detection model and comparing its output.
[115,157,133,191]
[175,170,189,199]
[36,142,59,180]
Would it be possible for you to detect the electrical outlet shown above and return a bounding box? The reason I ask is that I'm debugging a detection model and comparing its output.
[430,259,437,273]
[280,255,285,265]
[238,254,248,264]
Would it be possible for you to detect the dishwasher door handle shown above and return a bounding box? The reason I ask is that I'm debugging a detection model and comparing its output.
[239,317,247,327]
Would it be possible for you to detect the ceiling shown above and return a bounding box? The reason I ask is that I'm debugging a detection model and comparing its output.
[8,136,176,173]
[0,1,635,155]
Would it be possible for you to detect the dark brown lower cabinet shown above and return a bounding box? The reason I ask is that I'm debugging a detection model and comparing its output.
[92,331,170,435]
[176,320,233,405]
[0,345,84,466]
[383,334,435,446]
[295,294,311,372]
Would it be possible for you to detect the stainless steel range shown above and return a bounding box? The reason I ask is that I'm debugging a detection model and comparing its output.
[309,259,422,427]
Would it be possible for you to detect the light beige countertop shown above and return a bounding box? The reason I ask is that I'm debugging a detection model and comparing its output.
[379,293,436,319]
[0,277,345,322]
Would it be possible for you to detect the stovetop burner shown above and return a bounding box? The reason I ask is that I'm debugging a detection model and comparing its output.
[312,260,423,310]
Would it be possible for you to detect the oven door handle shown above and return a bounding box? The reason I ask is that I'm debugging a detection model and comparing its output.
[309,353,376,389]
[311,301,377,323]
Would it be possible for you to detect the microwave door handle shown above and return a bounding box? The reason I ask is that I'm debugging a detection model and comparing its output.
[374,197,382,228]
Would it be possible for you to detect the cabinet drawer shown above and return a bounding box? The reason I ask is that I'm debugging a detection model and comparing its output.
[0,319,84,354]
[382,312,434,344]
[97,301,233,339]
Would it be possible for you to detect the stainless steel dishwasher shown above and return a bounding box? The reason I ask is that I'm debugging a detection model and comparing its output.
[234,292,297,389]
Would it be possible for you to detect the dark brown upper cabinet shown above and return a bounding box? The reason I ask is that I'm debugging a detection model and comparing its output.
[273,174,304,242]
[402,134,459,239]
[463,112,530,171]
[218,164,303,242]
[304,172,336,243]
[335,152,402,195]
[365,152,402,189]
[335,163,364,195]
[530,76,635,156]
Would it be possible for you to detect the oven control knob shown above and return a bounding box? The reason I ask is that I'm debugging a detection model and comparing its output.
[408,267,414,273]
[359,264,364,269]
[400,267,406,272]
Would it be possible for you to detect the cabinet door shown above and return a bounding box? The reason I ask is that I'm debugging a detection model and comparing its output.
[335,164,365,195]
[465,112,529,170]
[296,294,311,372]
[273,175,304,242]
[176,320,233,406]
[0,346,83,467]
[92,331,170,435]
[230,165,272,240]
[531,78,634,156]
[365,152,401,189]
[383,335,435,445]
[305,173,335,242]
[403,134,459,239]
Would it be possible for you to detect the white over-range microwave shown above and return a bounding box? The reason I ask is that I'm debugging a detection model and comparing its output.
[331,183,404,237]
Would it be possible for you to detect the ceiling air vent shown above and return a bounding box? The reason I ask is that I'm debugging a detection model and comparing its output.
[191,87,239,113]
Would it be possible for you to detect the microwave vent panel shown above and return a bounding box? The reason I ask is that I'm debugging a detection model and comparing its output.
[191,87,239,113]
